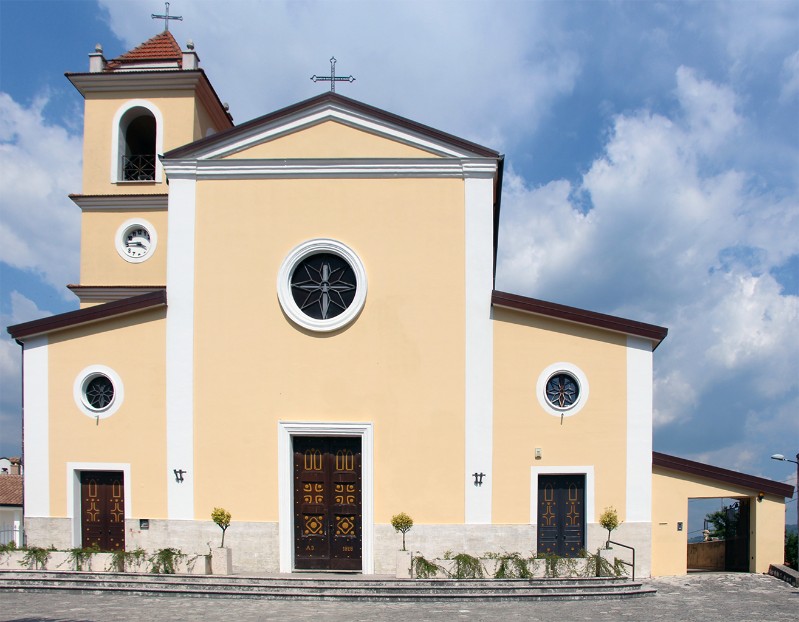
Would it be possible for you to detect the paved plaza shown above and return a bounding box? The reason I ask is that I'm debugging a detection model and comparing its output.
[0,572,796,622]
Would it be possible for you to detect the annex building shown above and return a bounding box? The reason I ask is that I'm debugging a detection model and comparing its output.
[8,31,793,577]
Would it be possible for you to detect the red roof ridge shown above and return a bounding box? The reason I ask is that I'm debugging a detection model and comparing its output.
[106,31,182,70]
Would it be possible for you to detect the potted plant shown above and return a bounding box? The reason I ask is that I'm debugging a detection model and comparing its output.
[391,512,413,578]
[599,506,620,548]
[211,507,233,574]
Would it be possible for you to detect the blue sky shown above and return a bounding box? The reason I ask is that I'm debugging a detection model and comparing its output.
[1,1,797,521]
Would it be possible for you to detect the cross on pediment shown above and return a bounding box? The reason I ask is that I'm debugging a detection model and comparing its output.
[152,2,183,31]
[311,57,355,93]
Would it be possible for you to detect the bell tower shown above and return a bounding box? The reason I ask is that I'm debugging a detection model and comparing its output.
[65,32,232,305]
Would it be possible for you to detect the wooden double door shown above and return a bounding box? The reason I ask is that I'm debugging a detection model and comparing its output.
[293,437,362,571]
[80,471,125,551]
[537,474,585,557]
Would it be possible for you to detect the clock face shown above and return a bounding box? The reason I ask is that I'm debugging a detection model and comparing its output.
[123,226,151,258]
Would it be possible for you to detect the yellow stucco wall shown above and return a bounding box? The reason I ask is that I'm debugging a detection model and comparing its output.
[191,176,466,523]
[81,92,201,195]
[652,466,786,575]
[46,309,167,519]
[80,209,167,286]
[222,120,440,159]
[492,308,629,524]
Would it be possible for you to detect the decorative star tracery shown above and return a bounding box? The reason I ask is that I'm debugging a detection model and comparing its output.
[86,377,114,409]
[292,257,356,320]
[546,374,579,409]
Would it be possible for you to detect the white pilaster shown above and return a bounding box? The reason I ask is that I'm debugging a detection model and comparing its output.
[626,336,653,522]
[166,176,197,519]
[23,336,49,517]
[464,176,494,524]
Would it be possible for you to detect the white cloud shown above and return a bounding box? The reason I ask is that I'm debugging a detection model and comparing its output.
[497,66,799,452]
[0,93,82,294]
[675,66,741,153]
[100,0,580,152]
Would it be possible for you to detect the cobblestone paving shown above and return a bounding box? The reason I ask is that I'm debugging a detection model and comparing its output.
[0,573,796,621]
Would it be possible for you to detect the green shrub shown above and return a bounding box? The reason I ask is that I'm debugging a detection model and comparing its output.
[63,546,99,571]
[149,548,184,574]
[786,532,797,569]
[412,554,442,579]
[447,552,484,579]
[20,547,51,570]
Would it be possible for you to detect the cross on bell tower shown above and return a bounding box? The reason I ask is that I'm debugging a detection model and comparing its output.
[152,2,183,31]
[311,57,355,93]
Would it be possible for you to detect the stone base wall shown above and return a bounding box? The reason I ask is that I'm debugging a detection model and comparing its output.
[24,517,72,550]
[22,517,652,577]
[126,519,280,574]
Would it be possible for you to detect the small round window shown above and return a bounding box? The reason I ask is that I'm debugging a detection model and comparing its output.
[291,253,357,320]
[277,239,367,332]
[536,363,589,418]
[545,373,580,410]
[74,365,125,419]
[83,374,115,411]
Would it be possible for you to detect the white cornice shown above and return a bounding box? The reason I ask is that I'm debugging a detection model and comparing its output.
[67,70,204,93]
[70,195,168,211]
[161,157,498,180]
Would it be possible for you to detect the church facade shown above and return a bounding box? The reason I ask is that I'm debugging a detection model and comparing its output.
[8,32,791,576]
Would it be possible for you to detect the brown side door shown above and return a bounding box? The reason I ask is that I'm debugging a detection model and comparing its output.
[293,437,362,571]
[81,471,125,551]
[537,474,585,557]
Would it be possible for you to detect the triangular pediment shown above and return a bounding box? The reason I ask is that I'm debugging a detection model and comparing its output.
[163,93,499,162]
[222,119,438,160]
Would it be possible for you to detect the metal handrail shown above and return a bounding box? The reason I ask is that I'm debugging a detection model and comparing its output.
[606,540,635,581]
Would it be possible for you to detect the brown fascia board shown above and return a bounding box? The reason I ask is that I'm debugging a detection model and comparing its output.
[653,451,795,499]
[65,69,233,128]
[7,290,166,342]
[492,290,668,347]
[163,92,500,160]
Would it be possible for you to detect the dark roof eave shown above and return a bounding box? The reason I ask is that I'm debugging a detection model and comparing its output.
[163,92,500,160]
[492,290,668,347]
[7,290,167,342]
[65,69,233,126]
[653,451,795,499]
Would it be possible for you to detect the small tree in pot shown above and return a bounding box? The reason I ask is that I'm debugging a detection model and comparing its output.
[599,506,620,548]
[391,512,414,551]
[212,507,232,548]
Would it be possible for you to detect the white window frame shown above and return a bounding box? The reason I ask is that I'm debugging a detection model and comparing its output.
[536,362,590,418]
[277,421,374,573]
[73,365,125,419]
[276,239,368,333]
[110,100,164,183]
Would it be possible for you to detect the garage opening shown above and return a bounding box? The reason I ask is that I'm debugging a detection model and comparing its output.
[687,497,750,572]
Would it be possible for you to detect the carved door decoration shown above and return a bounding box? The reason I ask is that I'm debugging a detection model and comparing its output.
[537,474,585,557]
[81,471,125,551]
[293,437,362,570]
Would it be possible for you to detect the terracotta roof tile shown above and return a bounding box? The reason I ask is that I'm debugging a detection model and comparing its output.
[0,475,22,506]
[106,31,182,70]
